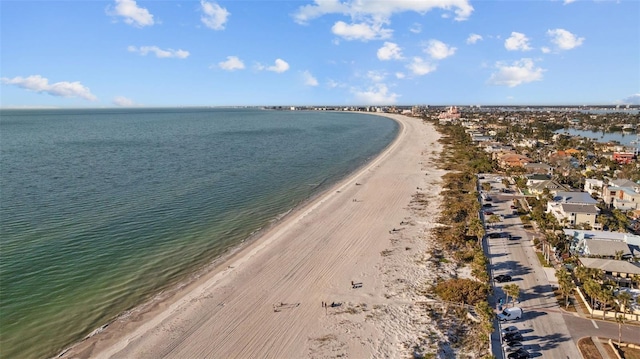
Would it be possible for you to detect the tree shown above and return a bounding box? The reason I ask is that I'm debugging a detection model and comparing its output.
[556,268,575,308]
[616,290,633,317]
[467,217,485,247]
[599,287,614,320]
[616,314,625,345]
[583,279,601,318]
[503,284,521,307]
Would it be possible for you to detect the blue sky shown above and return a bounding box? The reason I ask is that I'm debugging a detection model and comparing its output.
[1,0,639,107]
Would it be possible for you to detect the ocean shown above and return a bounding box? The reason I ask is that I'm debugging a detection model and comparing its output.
[0,108,399,359]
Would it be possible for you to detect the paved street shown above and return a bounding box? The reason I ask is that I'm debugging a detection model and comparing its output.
[481,174,582,359]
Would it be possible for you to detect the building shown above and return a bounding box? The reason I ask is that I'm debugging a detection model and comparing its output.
[547,191,600,229]
[578,257,640,287]
[613,152,636,165]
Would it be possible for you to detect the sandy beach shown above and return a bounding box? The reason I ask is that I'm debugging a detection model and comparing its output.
[61,113,447,359]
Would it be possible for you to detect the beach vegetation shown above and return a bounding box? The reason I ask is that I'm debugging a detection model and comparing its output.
[433,278,489,305]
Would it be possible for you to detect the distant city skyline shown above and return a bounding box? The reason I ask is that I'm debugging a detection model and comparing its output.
[1,0,639,108]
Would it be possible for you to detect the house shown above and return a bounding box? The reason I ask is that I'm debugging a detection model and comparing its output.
[584,178,605,197]
[547,191,599,229]
[524,162,553,175]
[565,229,640,260]
[529,180,569,197]
[603,179,640,210]
[613,152,636,165]
[497,153,532,168]
[578,257,640,287]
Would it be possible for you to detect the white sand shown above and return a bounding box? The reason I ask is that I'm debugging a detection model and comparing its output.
[61,113,448,359]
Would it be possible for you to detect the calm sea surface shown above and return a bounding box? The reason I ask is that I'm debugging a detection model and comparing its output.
[555,128,639,148]
[0,108,398,359]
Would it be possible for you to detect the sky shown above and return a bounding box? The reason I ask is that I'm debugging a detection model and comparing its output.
[1,0,639,107]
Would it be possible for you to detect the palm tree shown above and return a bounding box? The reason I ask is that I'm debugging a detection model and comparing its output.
[616,290,633,317]
[583,279,601,318]
[503,284,521,307]
[467,217,485,247]
[599,287,614,320]
[556,268,575,308]
[616,315,625,345]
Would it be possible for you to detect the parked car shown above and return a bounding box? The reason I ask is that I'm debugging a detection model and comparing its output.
[507,348,531,359]
[483,203,492,207]
[488,232,502,239]
[501,325,519,336]
[495,274,512,283]
[503,341,524,352]
[502,332,524,342]
[484,211,494,215]
[498,307,523,321]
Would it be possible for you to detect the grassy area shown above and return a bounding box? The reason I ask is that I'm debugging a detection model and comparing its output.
[535,252,552,267]
[578,337,603,359]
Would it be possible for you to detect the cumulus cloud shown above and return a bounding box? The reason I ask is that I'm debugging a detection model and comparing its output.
[395,72,406,79]
[2,75,97,101]
[488,58,544,87]
[425,39,456,60]
[293,0,473,24]
[407,57,437,76]
[563,0,577,4]
[547,28,584,50]
[302,70,318,86]
[331,21,392,41]
[256,59,289,73]
[127,46,189,59]
[466,33,483,44]
[410,23,422,34]
[505,32,532,51]
[541,47,551,54]
[109,0,154,27]
[200,0,230,30]
[352,83,398,105]
[112,96,136,107]
[377,42,403,61]
[619,93,640,105]
[218,56,245,71]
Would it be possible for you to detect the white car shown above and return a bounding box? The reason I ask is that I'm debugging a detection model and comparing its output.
[501,325,519,336]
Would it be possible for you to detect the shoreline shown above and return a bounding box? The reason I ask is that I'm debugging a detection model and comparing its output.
[59,112,445,358]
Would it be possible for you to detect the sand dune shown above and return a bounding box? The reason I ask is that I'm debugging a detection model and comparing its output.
[61,113,447,359]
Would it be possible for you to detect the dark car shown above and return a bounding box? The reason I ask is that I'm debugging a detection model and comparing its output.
[483,203,492,207]
[485,211,494,215]
[488,232,502,239]
[495,274,512,283]
[503,332,523,342]
[507,348,530,359]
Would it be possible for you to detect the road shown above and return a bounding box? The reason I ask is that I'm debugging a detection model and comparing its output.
[481,174,582,359]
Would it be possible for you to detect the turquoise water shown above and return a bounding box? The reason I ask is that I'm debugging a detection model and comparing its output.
[0,108,398,359]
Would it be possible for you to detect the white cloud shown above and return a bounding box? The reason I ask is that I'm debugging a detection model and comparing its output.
[407,57,437,76]
[547,28,584,50]
[425,39,456,60]
[200,0,230,30]
[366,70,387,82]
[395,72,406,79]
[410,23,422,34]
[331,21,392,41]
[619,93,640,105]
[541,47,551,54]
[128,46,189,59]
[563,0,577,4]
[302,71,318,86]
[327,79,346,88]
[466,33,483,44]
[505,32,532,51]
[293,0,473,24]
[377,42,403,61]
[488,58,544,87]
[352,83,398,105]
[218,56,245,71]
[109,0,154,27]
[267,59,290,73]
[112,96,136,107]
[2,75,97,101]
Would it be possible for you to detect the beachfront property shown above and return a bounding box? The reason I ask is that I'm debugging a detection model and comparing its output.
[577,257,640,288]
[565,229,640,260]
[546,191,600,229]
